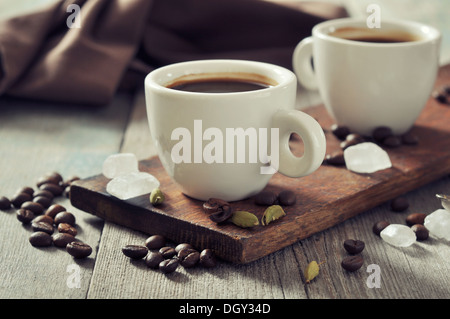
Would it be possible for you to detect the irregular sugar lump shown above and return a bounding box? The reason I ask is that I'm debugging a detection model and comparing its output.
[424,209,450,240]
[106,172,160,200]
[380,224,416,247]
[102,153,139,179]
[344,142,392,174]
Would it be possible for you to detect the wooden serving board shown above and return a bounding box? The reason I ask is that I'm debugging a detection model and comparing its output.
[70,65,450,264]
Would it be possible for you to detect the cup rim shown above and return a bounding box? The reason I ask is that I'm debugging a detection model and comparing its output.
[312,17,441,47]
[145,59,296,97]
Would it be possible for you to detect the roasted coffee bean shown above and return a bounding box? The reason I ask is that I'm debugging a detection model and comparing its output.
[36,172,63,187]
[32,215,54,225]
[58,223,77,236]
[325,151,345,166]
[32,196,52,208]
[343,239,365,255]
[372,126,393,143]
[340,133,365,150]
[159,258,179,274]
[33,189,54,200]
[203,198,229,214]
[39,183,63,196]
[199,249,217,268]
[382,135,402,148]
[278,190,296,206]
[11,192,32,208]
[159,246,177,259]
[145,251,165,269]
[52,233,76,248]
[45,204,66,218]
[390,197,409,212]
[0,196,11,210]
[177,248,200,268]
[254,191,278,206]
[373,220,390,236]
[54,211,76,226]
[16,186,34,196]
[406,212,426,226]
[62,176,80,188]
[341,255,364,272]
[122,245,148,259]
[21,201,44,215]
[433,91,448,104]
[29,231,53,247]
[411,224,429,241]
[175,243,193,253]
[401,132,419,145]
[331,124,351,140]
[145,235,166,250]
[16,209,35,224]
[66,242,92,259]
[31,221,54,234]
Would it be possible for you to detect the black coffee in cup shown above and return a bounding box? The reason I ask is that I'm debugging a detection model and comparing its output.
[328,27,421,43]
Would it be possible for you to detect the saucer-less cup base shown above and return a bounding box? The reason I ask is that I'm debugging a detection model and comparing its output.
[293,18,441,135]
[145,60,326,201]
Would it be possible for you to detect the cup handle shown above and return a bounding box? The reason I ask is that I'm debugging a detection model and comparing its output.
[292,37,318,90]
[270,109,326,178]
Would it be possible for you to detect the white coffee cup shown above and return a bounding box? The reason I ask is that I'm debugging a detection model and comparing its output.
[145,59,326,201]
[293,18,441,135]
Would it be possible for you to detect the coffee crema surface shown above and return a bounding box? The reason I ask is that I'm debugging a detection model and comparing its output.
[166,72,277,93]
[328,27,421,43]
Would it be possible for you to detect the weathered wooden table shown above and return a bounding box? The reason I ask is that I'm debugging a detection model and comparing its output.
[1,0,449,303]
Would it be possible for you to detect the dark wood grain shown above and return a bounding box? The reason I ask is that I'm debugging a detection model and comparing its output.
[70,65,450,264]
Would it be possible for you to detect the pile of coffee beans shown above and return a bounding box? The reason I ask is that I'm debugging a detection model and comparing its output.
[324,123,418,167]
[432,84,450,104]
[122,234,217,274]
[1,172,92,259]
[341,239,365,272]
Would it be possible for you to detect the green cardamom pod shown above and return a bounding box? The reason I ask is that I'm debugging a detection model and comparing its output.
[230,210,259,228]
[149,188,165,205]
[261,205,286,226]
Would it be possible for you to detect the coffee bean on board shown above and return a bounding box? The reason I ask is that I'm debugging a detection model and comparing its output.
[177,248,200,268]
[159,246,176,259]
[175,243,193,253]
[145,251,165,269]
[254,191,278,206]
[331,124,351,140]
[278,190,296,206]
[390,197,409,212]
[0,196,11,210]
[122,245,148,259]
[16,209,35,224]
[145,235,166,250]
[411,224,429,241]
[29,231,52,247]
[45,204,66,218]
[66,242,92,259]
[54,211,76,226]
[199,249,217,268]
[341,255,364,272]
[21,201,44,215]
[52,233,76,248]
[58,223,77,236]
[406,213,426,226]
[11,192,32,208]
[159,259,179,274]
[343,239,365,255]
[31,221,54,235]
[373,220,390,236]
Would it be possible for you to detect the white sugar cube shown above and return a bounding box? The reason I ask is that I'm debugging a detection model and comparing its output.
[344,142,392,174]
[106,172,160,200]
[380,224,416,247]
[424,209,450,240]
[102,153,139,178]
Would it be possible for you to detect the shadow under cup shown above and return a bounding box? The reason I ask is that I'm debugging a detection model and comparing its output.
[294,18,441,136]
[144,60,325,202]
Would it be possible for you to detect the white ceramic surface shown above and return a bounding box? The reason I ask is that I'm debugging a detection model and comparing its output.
[145,60,326,201]
[293,18,441,135]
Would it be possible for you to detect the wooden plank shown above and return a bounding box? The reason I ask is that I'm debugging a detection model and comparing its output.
[70,65,450,264]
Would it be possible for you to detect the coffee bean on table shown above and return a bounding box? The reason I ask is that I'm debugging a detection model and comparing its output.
[177,248,200,268]
[254,190,278,206]
[45,204,66,218]
[372,126,393,143]
[145,251,165,269]
[390,197,409,212]
[11,192,32,208]
[16,209,35,224]
[32,215,54,225]
[36,172,63,187]
[341,255,364,272]
[39,183,63,197]
[32,189,54,200]
[175,243,193,253]
[66,242,92,259]
[21,201,44,215]
[401,131,419,145]
[405,213,426,226]
[343,239,365,255]
[382,135,402,148]
[411,224,429,241]
[199,249,217,268]
[54,211,76,226]
[29,231,53,247]
[159,258,179,274]
[32,196,52,208]
[145,235,166,250]
[340,133,365,150]
[325,151,345,166]
[159,246,177,259]
[58,223,77,236]
[32,221,54,234]
[278,190,296,206]
[122,245,148,259]
[16,186,34,196]
[373,220,390,236]
[52,233,76,248]
[331,124,351,140]
[0,196,11,210]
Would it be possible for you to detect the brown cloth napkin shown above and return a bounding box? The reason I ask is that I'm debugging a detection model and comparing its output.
[0,0,347,105]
